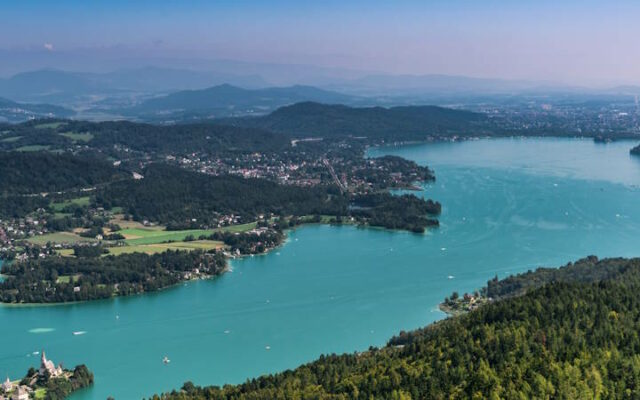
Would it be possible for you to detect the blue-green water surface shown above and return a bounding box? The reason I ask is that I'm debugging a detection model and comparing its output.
[0,138,638,399]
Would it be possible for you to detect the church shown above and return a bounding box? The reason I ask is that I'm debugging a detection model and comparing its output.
[39,351,63,378]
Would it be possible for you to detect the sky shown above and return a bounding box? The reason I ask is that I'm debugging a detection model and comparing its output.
[1,0,639,85]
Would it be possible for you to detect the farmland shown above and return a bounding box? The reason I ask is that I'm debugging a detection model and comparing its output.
[60,131,94,142]
[51,196,91,211]
[27,231,95,245]
[106,240,224,255]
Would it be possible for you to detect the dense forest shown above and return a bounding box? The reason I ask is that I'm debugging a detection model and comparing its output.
[0,195,50,219]
[93,163,440,232]
[0,119,290,155]
[0,151,127,195]
[0,250,226,303]
[94,163,347,226]
[221,102,489,140]
[484,255,632,299]
[151,256,640,399]
[350,193,440,233]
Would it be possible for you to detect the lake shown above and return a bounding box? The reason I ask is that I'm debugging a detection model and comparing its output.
[1,137,639,399]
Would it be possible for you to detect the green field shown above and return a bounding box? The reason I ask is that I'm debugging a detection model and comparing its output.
[28,232,95,245]
[56,274,81,283]
[52,212,72,219]
[122,228,217,245]
[34,122,66,130]
[121,222,256,245]
[16,145,51,152]
[107,240,224,255]
[60,131,94,142]
[219,222,257,233]
[51,196,90,212]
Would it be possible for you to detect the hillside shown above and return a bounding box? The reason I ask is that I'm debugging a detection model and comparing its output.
[0,97,74,123]
[153,256,640,399]
[223,102,489,139]
[0,151,127,195]
[124,84,357,120]
[0,119,290,155]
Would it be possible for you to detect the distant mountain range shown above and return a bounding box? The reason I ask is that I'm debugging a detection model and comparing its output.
[0,67,268,105]
[120,84,360,121]
[0,97,74,123]
[2,65,639,124]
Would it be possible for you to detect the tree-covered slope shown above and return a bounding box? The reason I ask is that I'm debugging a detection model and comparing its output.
[94,163,439,232]
[0,119,290,155]
[0,151,127,195]
[222,102,489,139]
[94,163,347,227]
[152,256,640,400]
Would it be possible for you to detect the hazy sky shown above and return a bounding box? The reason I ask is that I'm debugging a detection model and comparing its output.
[2,0,639,85]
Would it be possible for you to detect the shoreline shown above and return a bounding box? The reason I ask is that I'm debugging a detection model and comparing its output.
[1,219,437,307]
[0,272,221,308]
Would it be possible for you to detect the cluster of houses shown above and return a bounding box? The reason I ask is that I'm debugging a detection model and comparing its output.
[0,216,49,246]
[0,351,64,400]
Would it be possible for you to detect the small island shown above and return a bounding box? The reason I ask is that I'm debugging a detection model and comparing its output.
[0,351,93,400]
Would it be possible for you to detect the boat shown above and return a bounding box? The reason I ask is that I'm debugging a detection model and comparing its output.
[72,331,86,336]
[163,356,170,364]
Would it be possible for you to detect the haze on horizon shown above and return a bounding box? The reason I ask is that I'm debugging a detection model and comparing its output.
[1,0,638,87]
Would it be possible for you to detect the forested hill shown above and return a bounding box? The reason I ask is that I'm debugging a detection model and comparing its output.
[631,144,640,155]
[152,256,640,399]
[0,151,127,195]
[94,163,347,226]
[0,119,290,155]
[220,102,489,139]
[94,163,439,232]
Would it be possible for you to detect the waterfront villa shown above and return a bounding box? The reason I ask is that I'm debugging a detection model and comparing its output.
[39,351,63,378]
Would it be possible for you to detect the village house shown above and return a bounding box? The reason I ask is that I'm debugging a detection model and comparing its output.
[10,385,29,400]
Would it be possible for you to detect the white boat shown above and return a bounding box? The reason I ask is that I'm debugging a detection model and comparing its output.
[72,331,86,336]
[163,356,170,364]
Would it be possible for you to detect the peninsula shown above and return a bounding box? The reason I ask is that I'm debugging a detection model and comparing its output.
[0,351,93,400]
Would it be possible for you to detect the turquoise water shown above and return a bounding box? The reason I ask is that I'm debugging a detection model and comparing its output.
[0,137,639,399]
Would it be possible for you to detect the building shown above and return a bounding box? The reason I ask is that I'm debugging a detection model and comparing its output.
[1,377,12,393]
[39,351,63,378]
[10,386,28,400]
